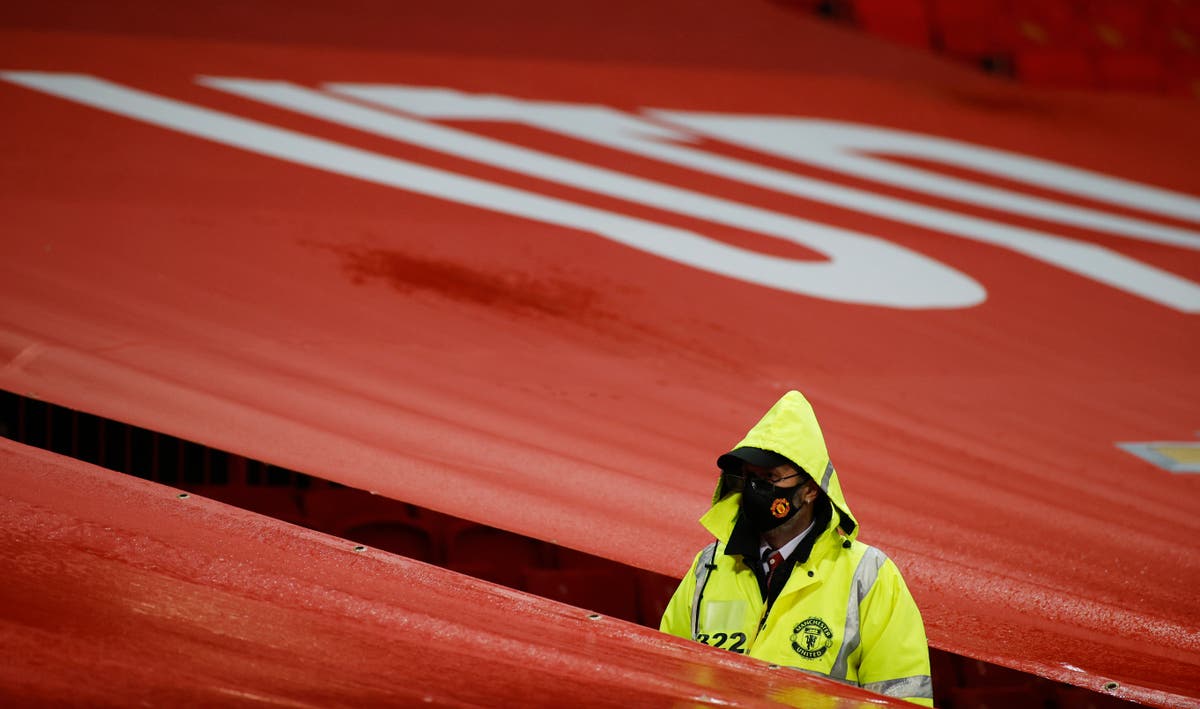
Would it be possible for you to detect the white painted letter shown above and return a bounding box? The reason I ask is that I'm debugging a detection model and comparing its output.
[328,84,1198,312]
[1,72,983,308]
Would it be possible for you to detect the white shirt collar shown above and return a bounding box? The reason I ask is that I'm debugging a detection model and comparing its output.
[759,518,816,572]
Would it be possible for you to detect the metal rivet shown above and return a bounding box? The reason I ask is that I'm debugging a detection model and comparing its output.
[1103,682,1119,692]
[767,664,781,670]
[176,493,190,499]
[587,613,601,620]
[352,545,367,553]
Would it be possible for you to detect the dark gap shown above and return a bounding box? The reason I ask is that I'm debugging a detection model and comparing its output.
[157,435,180,486]
[101,421,129,473]
[246,458,266,485]
[76,411,101,465]
[209,449,229,486]
[266,464,291,486]
[182,440,206,485]
[0,390,16,441]
[129,427,154,480]
[49,405,74,457]
[0,390,1140,708]
[22,398,48,449]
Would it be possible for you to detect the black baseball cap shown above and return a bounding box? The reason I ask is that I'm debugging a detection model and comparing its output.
[718,446,798,473]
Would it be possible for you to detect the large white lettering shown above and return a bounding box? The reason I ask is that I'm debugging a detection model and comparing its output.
[327,84,1200,312]
[7,72,1198,312]
[198,77,982,309]
[652,114,1200,244]
[0,72,982,309]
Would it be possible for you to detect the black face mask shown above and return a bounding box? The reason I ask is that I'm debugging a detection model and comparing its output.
[740,479,803,532]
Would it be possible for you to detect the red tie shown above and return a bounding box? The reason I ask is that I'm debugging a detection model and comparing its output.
[765,549,785,587]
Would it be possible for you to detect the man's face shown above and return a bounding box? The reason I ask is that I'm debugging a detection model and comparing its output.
[743,462,804,491]
[741,463,819,509]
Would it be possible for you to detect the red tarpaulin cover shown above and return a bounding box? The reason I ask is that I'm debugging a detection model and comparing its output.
[0,437,901,707]
[1,2,1198,706]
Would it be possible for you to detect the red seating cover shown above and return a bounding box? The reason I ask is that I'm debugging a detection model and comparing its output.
[0,439,891,707]
[1,1,1197,706]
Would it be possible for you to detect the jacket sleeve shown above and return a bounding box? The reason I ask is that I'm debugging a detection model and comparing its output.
[856,559,934,707]
[658,550,701,639]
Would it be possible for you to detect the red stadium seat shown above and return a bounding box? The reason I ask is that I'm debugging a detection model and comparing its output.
[928,648,960,708]
[1083,0,1153,50]
[301,486,440,561]
[958,657,1037,687]
[1164,55,1200,97]
[523,567,640,622]
[1155,24,1199,55]
[950,684,1042,709]
[852,0,933,49]
[556,546,631,570]
[1008,0,1090,48]
[444,520,550,569]
[554,548,672,625]
[1142,0,1198,56]
[301,483,420,531]
[772,0,825,11]
[635,570,680,627]
[1094,51,1168,91]
[188,484,307,526]
[1159,0,1200,35]
[446,560,528,590]
[929,0,1010,58]
[340,518,437,562]
[1014,48,1098,87]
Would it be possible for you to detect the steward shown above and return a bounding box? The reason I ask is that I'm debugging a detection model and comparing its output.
[660,390,932,705]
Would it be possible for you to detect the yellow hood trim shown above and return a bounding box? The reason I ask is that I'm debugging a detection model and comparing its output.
[710,391,858,541]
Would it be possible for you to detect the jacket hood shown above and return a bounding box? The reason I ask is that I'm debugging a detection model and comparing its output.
[709,390,859,541]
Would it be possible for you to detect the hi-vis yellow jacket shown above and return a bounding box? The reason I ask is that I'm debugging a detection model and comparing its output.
[660,391,933,706]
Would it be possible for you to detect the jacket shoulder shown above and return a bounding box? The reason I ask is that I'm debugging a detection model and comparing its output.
[834,540,908,587]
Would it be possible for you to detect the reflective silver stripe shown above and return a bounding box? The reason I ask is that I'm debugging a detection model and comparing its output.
[820,461,834,492]
[690,541,719,640]
[829,545,886,680]
[863,675,934,700]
